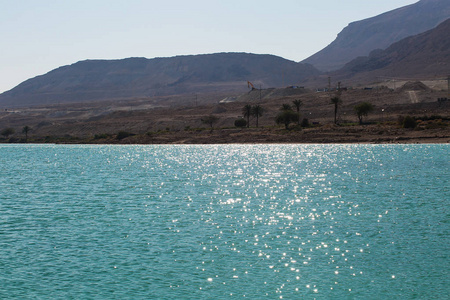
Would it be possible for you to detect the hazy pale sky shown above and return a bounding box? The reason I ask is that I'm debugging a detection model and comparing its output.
[0,0,418,93]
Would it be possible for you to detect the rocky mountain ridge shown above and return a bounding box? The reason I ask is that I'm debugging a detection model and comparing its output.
[302,0,450,71]
[0,53,319,107]
[2,0,449,108]
[335,18,450,82]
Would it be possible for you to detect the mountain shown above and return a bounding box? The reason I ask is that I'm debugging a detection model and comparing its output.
[302,0,450,71]
[0,53,319,107]
[334,18,450,82]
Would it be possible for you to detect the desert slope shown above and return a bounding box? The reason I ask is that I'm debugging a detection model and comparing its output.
[334,18,450,82]
[302,0,450,71]
[0,53,319,107]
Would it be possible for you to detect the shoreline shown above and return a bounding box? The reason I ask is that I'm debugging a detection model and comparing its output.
[1,87,449,145]
[3,124,448,145]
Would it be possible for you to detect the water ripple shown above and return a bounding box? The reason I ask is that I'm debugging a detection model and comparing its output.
[0,144,448,298]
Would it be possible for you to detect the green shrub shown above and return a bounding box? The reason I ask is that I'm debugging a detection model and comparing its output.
[275,110,299,129]
[1,127,15,138]
[116,131,134,140]
[418,115,450,121]
[354,102,374,125]
[201,115,218,129]
[8,137,19,143]
[234,118,247,128]
[301,118,309,127]
[425,121,447,129]
[94,133,110,140]
[402,116,417,129]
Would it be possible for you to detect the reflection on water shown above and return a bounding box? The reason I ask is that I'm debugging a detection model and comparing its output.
[0,144,448,298]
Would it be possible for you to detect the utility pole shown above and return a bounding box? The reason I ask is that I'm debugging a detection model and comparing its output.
[327,76,332,98]
[259,85,262,101]
[447,75,450,98]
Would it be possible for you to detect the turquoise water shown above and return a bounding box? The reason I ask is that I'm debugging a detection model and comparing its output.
[0,144,448,299]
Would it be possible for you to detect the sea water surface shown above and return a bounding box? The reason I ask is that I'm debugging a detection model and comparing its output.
[0,144,448,299]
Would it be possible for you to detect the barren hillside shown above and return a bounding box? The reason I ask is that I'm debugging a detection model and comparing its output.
[0,53,319,107]
[302,0,450,71]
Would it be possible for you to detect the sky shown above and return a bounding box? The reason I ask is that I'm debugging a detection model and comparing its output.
[0,0,418,94]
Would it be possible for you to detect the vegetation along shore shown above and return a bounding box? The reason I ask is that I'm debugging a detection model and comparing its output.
[1,83,449,144]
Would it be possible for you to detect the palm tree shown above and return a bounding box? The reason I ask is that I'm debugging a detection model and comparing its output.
[22,126,31,142]
[330,96,342,124]
[251,105,263,128]
[280,103,292,111]
[242,104,252,128]
[292,99,303,124]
